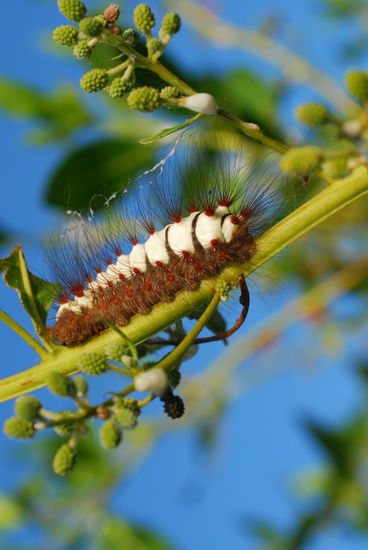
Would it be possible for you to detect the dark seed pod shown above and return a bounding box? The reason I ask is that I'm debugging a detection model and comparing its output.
[162,394,185,419]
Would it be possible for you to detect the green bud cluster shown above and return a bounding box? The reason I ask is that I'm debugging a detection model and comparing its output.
[47,371,73,396]
[73,40,90,59]
[77,352,107,374]
[4,417,35,439]
[53,444,76,476]
[123,28,139,45]
[160,13,181,36]
[58,0,87,22]
[280,146,322,175]
[53,25,79,46]
[134,4,155,34]
[108,77,134,99]
[80,69,108,93]
[100,419,122,448]
[322,158,348,179]
[147,37,162,53]
[127,86,160,112]
[105,341,126,361]
[160,86,180,99]
[54,410,75,436]
[73,375,89,395]
[114,406,138,429]
[168,368,181,388]
[296,103,330,127]
[345,70,368,102]
[79,16,104,37]
[15,396,41,422]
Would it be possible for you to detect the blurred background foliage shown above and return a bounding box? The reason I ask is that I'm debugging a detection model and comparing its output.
[0,0,368,549]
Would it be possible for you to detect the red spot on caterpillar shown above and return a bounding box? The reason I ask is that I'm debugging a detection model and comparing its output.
[118,273,125,280]
[217,252,225,260]
[166,273,175,282]
[107,281,113,287]
[58,294,69,305]
[193,263,201,271]
[96,267,102,274]
[189,207,198,214]
[133,267,140,274]
[102,301,109,310]
[72,285,84,298]
[149,228,155,235]
[84,313,92,320]
[156,261,163,267]
[113,296,120,305]
[98,286,103,292]
[211,239,219,246]
[86,275,92,284]
[126,288,134,297]
[182,250,190,258]
[173,214,182,223]
[219,201,231,207]
[205,208,215,216]
[132,239,138,246]
[106,259,112,266]
[231,215,241,225]
[144,282,152,291]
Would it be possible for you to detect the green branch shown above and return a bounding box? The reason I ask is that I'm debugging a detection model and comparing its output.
[0,308,48,359]
[0,167,367,403]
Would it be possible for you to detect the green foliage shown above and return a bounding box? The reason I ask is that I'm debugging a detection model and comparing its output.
[100,517,174,550]
[167,368,181,388]
[0,246,59,326]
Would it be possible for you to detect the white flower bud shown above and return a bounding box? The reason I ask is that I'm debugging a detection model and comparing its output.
[134,368,169,396]
[180,93,217,114]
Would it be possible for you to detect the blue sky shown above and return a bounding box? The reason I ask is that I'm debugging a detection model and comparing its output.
[1,1,368,549]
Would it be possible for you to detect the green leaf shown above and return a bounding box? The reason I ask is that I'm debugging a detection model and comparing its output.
[100,517,174,550]
[139,114,202,144]
[0,246,60,326]
[0,79,91,143]
[188,304,227,335]
[45,139,155,212]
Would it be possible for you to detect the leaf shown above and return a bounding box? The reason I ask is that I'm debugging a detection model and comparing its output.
[45,139,155,211]
[99,517,174,550]
[188,305,227,335]
[139,114,202,144]
[0,79,91,143]
[0,246,60,326]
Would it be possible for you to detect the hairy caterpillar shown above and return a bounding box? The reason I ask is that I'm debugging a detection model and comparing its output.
[43,135,282,346]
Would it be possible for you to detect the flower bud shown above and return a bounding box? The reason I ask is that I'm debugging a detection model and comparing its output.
[160,86,180,99]
[134,367,168,396]
[79,16,104,37]
[73,375,89,395]
[99,419,122,448]
[80,69,108,93]
[134,4,155,34]
[104,4,120,23]
[127,86,160,112]
[160,13,181,36]
[123,28,139,45]
[77,352,107,375]
[114,406,138,429]
[52,25,79,46]
[280,146,322,175]
[168,368,181,388]
[4,417,35,439]
[162,394,185,419]
[47,371,73,396]
[147,37,162,53]
[73,40,90,59]
[14,396,41,422]
[345,70,368,102]
[53,410,75,436]
[295,103,330,127]
[108,77,134,99]
[58,0,86,22]
[53,444,76,476]
[180,93,217,115]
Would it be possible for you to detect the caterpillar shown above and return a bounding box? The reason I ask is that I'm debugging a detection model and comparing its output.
[43,134,282,347]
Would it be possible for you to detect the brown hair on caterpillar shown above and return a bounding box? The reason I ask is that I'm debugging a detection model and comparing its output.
[43,134,283,347]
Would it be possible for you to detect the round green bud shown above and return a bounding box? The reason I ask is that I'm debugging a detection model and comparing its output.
[53,410,75,436]
[345,70,368,102]
[160,86,180,99]
[123,28,139,45]
[77,352,107,374]
[115,397,141,415]
[47,371,73,396]
[14,396,41,422]
[168,368,181,388]
[73,40,90,59]
[280,146,322,175]
[53,444,76,476]
[105,341,126,361]
[114,406,138,429]
[134,4,155,34]
[127,86,160,112]
[52,25,79,46]
[99,419,122,449]
[161,13,181,36]
[322,158,348,179]
[73,375,89,395]
[295,103,330,127]
[108,77,133,99]
[147,37,162,53]
[4,417,35,439]
[80,69,108,93]
[58,0,86,22]
[79,16,104,37]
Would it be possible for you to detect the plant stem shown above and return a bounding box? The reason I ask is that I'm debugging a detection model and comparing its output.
[0,167,367,402]
[0,309,48,359]
[156,292,221,373]
[217,108,288,154]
